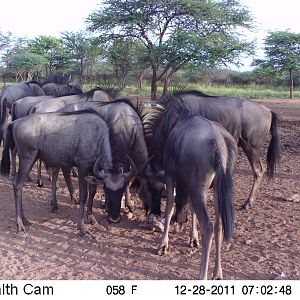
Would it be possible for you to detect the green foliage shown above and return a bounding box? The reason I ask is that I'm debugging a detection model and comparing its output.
[252,31,300,98]
[253,31,300,73]
[87,0,254,98]
[61,30,103,84]
[0,31,13,51]
[28,35,71,75]
[6,51,47,81]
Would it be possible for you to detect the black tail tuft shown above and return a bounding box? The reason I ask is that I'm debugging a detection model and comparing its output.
[267,112,280,178]
[0,123,14,177]
[213,142,235,242]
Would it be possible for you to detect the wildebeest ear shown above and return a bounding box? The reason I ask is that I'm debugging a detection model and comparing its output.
[84,176,103,185]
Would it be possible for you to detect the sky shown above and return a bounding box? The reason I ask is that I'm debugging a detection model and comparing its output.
[0,0,299,70]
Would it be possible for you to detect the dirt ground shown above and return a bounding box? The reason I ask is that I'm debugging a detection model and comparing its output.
[0,98,299,280]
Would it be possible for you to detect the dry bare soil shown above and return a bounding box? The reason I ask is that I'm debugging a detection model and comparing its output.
[0,98,299,280]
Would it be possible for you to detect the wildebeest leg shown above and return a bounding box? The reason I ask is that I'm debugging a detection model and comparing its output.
[87,183,98,225]
[213,189,223,280]
[241,145,265,209]
[124,180,134,212]
[189,201,200,248]
[77,167,89,236]
[71,167,78,177]
[36,159,44,187]
[62,167,78,205]
[50,167,59,213]
[174,183,189,231]
[189,189,213,280]
[14,153,38,232]
[46,164,53,181]
[158,176,174,256]
[11,146,17,179]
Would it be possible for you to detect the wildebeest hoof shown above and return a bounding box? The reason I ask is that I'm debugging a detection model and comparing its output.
[22,217,32,226]
[212,273,223,280]
[71,168,78,177]
[26,176,33,182]
[157,245,168,256]
[189,238,200,248]
[72,197,79,205]
[16,222,27,234]
[36,179,44,188]
[51,207,59,214]
[108,215,121,224]
[87,215,98,225]
[240,202,252,210]
[147,214,164,232]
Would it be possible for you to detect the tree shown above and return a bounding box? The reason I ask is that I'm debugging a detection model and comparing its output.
[87,0,254,99]
[61,30,102,86]
[0,31,13,51]
[5,51,47,81]
[252,31,300,99]
[28,35,71,77]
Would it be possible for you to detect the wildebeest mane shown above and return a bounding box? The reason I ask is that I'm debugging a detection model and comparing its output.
[143,96,191,166]
[26,80,41,86]
[58,108,100,117]
[173,89,214,98]
[79,88,105,101]
[102,101,149,169]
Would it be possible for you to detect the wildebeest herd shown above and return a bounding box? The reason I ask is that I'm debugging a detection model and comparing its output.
[0,81,280,280]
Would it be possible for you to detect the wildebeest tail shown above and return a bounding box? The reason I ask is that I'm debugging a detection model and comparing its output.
[0,95,6,145]
[212,140,235,242]
[266,111,280,178]
[0,123,14,177]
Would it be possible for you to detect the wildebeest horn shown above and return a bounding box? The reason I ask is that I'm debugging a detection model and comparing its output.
[122,155,137,180]
[138,154,154,174]
[93,156,106,181]
[145,166,166,183]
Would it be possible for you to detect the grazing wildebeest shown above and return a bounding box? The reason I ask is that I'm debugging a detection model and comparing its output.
[173,90,280,209]
[0,81,45,145]
[42,82,83,96]
[27,88,117,187]
[0,110,136,235]
[147,98,238,279]
[58,99,154,222]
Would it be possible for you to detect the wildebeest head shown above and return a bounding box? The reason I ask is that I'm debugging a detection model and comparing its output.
[68,82,83,95]
[85,156,136,223]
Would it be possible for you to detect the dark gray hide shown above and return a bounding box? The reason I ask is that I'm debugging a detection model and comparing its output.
[152,102,237,279]
[42,82,83,96]
[0,82,45,145]
[0,111,132,235]
[59,100,152,221]
[167,90,280,209]
[29,88,114,114]
[28,89,117,189]
[10,95,55,179]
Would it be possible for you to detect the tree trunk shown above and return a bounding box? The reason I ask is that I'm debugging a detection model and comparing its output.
[162,75,172,97]
[289,69,294,99]
[137,71,144,89]
[150,67,158,100]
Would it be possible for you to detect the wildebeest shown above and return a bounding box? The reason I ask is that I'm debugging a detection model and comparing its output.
[58,99,154,222]
[42,82,83,96]
[29,88,115,114]
[24,88,117,187]
[156,90,280,210]
[0,82,45,145]
[147,98,237,279]
[0,110,136,235]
